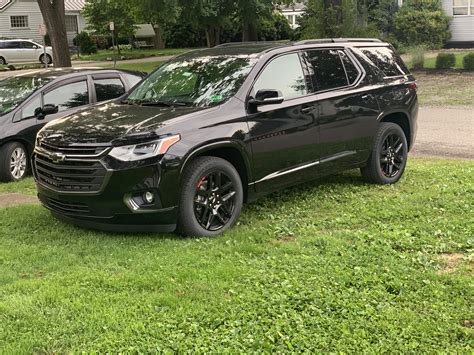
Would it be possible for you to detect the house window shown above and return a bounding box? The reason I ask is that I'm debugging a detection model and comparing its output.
[65,15,78,32]
[10,16,28,28]
[453,0,472,15]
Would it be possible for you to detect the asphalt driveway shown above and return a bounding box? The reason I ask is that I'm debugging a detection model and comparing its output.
[411,107,473,159]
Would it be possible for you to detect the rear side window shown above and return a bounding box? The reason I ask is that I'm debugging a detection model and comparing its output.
[4,41,21,49]
[360,46,409,77]
[94,78,125,102]
[339,50,359,84]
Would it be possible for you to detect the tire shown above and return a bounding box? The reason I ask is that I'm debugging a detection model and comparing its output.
[0,142,29,182]
[177,156,243,237]
[0,57,6,65]
[39,54,52,65]
[361,122,408,185]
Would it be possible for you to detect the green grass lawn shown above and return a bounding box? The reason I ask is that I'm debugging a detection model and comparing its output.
[99,60,164,73]
[76,48,193,62]
[0,158,472,352]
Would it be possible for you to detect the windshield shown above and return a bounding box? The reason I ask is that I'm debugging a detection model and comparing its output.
[0,76,50,116]
[126,55,256,107]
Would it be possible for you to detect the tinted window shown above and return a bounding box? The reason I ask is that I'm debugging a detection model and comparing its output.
[22,96,41,119]
[0,76,50,116]
[339,50,359,84]
[44,81,89,112]
[360,46,409,77]
[21,41,37,49]
[307,49,348,91]
[254,53,307,100]
[4,41,22,49]
[94,78,125,102]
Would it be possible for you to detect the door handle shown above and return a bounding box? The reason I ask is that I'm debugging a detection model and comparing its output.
[301,106,315,114]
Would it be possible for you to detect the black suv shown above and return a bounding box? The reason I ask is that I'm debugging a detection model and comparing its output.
[0,68,145,182]
[33,39,418,237]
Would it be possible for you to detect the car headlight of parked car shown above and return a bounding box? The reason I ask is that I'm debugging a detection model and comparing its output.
[109,134,180,161]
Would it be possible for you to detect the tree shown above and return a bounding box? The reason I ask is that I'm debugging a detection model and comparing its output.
[37,0,71,67]
[134,0,180,49]
[394,0,450,49]
[82,0,137,53]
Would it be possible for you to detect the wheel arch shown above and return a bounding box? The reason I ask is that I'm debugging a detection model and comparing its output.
[378,111,412,150]
[179,140,252,202]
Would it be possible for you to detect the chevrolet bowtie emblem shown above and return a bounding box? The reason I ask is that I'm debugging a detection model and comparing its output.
[49,152,66,163]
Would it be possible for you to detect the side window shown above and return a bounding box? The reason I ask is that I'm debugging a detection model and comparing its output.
[22,41,36,49]
[22,96,41,119]
[94,78,125,102]
[339,50,360,85]
[5,41,21,49]
[253,53,307,100]
[360,46,409,77]
[306,49,348,91]
[44,81,89,112]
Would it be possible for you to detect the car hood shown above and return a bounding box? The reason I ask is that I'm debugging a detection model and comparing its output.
[40,102,209,145]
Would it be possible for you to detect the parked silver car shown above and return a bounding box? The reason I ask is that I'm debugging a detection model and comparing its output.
[0,39,53,65]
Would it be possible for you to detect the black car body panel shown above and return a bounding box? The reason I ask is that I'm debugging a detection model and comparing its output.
[33,40,418,232]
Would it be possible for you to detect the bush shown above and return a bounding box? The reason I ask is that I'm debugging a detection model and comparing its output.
[408,45,426,70]
[91,35,108,50]
[395,0,450,49]
[435,53,456,69]
[463,53,474,70]
[73,32,97,55]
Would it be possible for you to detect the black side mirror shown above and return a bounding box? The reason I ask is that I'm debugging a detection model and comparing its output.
[249,89,284,107]
[35,104,58,120]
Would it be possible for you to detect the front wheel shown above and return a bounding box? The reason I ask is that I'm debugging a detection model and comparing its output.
[0,142,29,182]
[361,122,408,185]
[177,156,243,237]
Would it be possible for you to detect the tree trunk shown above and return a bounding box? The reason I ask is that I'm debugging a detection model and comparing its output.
[37,0,71,67]
[152,25,165,49]
[242,22,258,42]
[205,25,219,47]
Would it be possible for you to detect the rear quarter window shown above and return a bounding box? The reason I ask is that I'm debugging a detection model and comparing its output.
[359,46,409,77]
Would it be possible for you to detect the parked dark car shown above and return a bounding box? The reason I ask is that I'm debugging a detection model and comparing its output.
[33,39,418,237]
[0,68,145,181]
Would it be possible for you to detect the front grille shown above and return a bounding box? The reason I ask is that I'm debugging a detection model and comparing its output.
[34,144,109,193]
[39,195,90,215]
[38,141,109,157]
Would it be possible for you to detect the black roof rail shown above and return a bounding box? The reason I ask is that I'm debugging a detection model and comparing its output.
[295,38,382,45]
[214,41,289,48]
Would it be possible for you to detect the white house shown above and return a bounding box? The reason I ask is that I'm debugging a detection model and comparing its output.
[0,0,87,45]
[279,0,473,46]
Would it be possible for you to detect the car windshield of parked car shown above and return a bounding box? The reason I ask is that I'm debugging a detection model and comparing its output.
[0,76,50,116]
[126,55,256,107]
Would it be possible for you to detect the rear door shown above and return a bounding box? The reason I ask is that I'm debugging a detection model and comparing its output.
[246,52,320,192]
[3,41,23,62]
[304,48,380,170]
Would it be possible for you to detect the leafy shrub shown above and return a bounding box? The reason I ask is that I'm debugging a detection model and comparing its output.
[164,22,203,48]
[435,53,456,69]
[408,45,426,70]
[73,32,97,55]
[463,53,474,70]
[395,0,450,49]
[91,35,108,50]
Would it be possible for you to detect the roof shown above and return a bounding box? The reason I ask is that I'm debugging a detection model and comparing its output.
[65,0,85,12]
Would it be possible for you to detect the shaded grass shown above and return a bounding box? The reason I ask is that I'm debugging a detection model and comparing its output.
[0,177,36,196]
[415,71,474,107]
[77,48,193,62]
[0,158,472,352]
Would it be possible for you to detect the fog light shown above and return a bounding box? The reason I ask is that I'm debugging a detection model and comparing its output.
[144,191,155,204]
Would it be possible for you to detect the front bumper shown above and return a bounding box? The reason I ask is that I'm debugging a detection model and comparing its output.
[35,153,181,233]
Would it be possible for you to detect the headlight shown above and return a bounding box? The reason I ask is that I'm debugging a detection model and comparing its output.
[109,134,180,161]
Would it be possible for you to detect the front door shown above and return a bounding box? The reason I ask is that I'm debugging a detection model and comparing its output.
[246,52,319,193]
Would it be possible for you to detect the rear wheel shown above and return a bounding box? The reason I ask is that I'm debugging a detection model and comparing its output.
[361,122,408,184]
[177,156,243,237]
[39,54,52,65]
[0,142,29,182]
[0,57,6,65]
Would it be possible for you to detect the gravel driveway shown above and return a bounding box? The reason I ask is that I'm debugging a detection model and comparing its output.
[411,107,473,159]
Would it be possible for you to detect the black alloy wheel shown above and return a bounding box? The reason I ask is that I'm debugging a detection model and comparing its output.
[194,171,237,231]
[361,122,408,185]
[178,156,243,237]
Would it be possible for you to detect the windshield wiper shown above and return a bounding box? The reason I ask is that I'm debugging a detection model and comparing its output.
[122,99,188,107]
